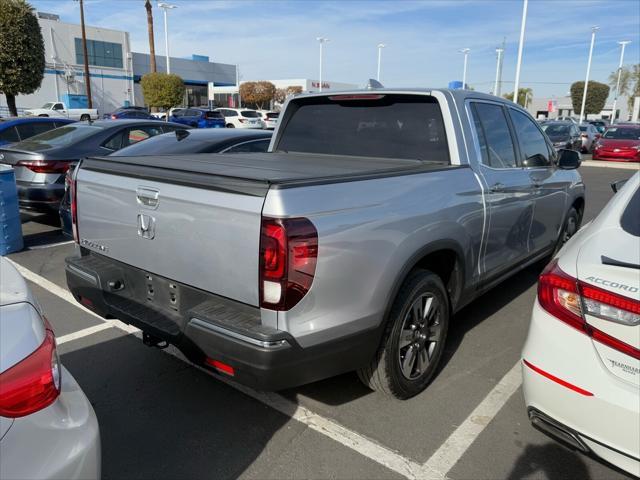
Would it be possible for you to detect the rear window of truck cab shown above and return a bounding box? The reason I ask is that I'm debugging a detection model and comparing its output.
[276,94,450,163]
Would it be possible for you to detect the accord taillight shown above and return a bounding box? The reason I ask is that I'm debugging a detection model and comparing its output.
[0,329,61,418]
[538,260,640,360]
[259,216,318,310]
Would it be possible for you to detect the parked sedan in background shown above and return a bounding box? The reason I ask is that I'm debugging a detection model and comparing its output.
[592,125,640,162]
[578,123,599,153]
[103,106,155,120]
[215,108,263,129]
[169,108,225,128]
[0,120,185,210]
[522,172,640,477]
[0,258,101,480]
[0,117,75,146]
[588,120,608,135]
[58,128,272,236]
[541,122,582,151]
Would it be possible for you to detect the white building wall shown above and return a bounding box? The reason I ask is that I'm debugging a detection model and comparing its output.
[1,16,133,116]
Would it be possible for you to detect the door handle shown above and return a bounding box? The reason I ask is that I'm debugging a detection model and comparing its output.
[489,182,505,193]
[136,187,159,208]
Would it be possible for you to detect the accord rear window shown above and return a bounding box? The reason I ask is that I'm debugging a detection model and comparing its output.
[621,185,640,237]
[541,124,570,135]
[603,128,640,140]
[241,111,260,118]
[276,94,450,163]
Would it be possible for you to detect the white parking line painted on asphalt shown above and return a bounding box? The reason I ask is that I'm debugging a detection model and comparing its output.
[28,240,75,250]
[418,361,523,479]
[6,258,425,479]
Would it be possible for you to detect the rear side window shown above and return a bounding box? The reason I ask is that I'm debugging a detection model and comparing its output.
[509,109,551,167]
[621,186,640,237]
[223,139,271,153]
[16,122,56,140]
[277,95,450,163]
[0,126,20,143]
[471,103,518,168]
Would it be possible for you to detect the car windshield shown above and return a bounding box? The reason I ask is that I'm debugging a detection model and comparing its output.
[541,124,569,135]
[41,103,55,109]
[111,130,221,156]
[241,111,260,118]
[603,128,640,140]
[12,125,103,149]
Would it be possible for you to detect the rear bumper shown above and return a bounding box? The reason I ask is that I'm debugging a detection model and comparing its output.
[592,150,640,162]
[0,366,100,480]
[16,181,65,210]
[522,299,640,477]
[65,251,379,391]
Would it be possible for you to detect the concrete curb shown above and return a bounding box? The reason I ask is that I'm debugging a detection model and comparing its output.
[581,161,639,170]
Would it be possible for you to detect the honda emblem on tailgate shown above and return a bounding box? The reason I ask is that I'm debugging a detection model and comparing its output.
[137,214,156,239]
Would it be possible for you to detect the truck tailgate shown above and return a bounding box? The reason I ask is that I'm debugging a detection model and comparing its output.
[75,161,265,306]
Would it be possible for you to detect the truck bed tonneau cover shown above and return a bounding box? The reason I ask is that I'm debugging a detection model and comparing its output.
[82,152,455,196]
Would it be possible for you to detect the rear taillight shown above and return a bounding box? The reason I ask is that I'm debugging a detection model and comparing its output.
[0,329,61,418]
[538,260,640,360]
[111,114,117,119]
[16,160,71,174]
[239,118,247,123]
[581,134,588,138]
[69,167,79,243]
[259,217,318,310]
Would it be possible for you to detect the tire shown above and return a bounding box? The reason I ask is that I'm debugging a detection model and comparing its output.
[80,114,90,121]
[357,269,450,399]
[226,123,235,128]
[553,206,580,256]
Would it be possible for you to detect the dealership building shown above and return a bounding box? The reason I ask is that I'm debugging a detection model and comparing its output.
[0,12,237,116]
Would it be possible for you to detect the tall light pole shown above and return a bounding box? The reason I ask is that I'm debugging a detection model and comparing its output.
[377,43,386,82]
[579,26,599,124]
[459,48,470,88]
[493,47,504,96]
[611,40,631,124]
[158,2,177,74]
[513,0,528,105]
[316,37,329,92]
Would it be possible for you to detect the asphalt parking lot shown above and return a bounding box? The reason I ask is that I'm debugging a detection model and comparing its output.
[7,162,639,480]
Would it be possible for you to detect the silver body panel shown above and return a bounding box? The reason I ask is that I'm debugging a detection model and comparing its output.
[74,89,585,349]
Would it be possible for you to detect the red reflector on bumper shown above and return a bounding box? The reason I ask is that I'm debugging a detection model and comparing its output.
[523,359,593,397]
[205,358,235,376]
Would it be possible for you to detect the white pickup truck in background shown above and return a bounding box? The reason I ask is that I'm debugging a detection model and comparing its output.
[23,102,99,121]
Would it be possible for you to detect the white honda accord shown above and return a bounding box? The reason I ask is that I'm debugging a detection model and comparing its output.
[522,172,639,477]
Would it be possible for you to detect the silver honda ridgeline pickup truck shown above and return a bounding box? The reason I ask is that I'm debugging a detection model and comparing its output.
[65,89,584,399]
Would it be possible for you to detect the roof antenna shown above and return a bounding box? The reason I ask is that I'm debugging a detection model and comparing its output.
[366,79,384,90]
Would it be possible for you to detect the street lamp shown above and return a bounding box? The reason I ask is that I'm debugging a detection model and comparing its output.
[459,48,470,89]
[513,0,528,105]
[579,26,599,124]
[157,2,177,74]
[611,40,631,124]
[377,43,386,82]
[316,37,329,92]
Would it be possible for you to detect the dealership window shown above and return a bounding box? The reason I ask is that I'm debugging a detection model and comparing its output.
[75,38,123,68]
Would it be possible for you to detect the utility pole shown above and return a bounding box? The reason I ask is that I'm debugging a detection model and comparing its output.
[459,48,470,89]
[611,40,631,124]
[493,37,506,96]
[158,2,177,74]
[579,26,599,124]
[78,0,92,108]
[513,0,528,106]
[377,43,385,82]
[317,37,329,92]
[145,0,156,73]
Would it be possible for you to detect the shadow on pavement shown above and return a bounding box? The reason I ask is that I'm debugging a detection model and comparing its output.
[507,443,591,480]
[61,334,293,480]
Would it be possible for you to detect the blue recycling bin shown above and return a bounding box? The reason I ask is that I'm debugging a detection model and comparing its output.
[0,165,24,255]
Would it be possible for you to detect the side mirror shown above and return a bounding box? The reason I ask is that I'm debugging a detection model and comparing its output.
[611,179,627,193]
[558,149,581,169]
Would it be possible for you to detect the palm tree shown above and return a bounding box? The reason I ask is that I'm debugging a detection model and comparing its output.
[608,64,640,112]
[145,0,156,73]
[504,87,533,108]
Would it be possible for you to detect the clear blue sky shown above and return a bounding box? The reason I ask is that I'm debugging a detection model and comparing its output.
[31,0,640,99]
